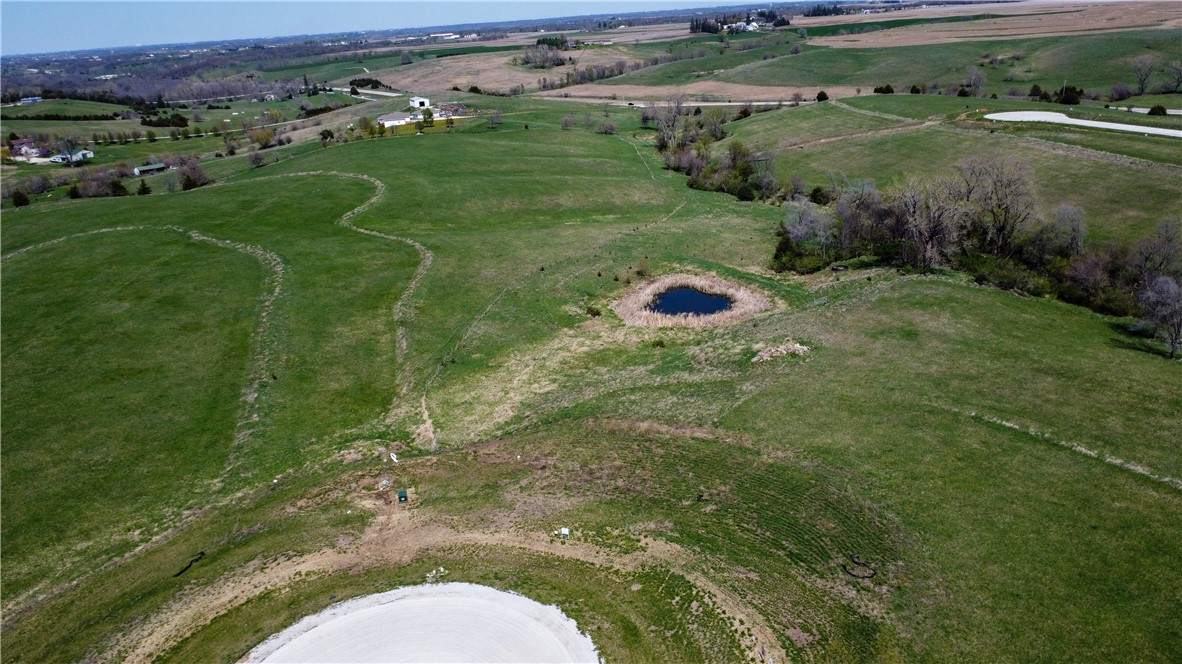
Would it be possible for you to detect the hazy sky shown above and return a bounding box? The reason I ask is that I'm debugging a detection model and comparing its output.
[0,1,756,55]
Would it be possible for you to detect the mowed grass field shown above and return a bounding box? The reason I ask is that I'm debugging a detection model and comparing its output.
[2,91,1180,664]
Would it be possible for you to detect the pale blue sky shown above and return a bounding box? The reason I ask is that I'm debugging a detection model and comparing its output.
[0,1,758,55]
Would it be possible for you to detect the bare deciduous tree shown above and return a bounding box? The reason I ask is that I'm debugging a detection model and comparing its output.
[1131,219,1182,288]
[1059,205,1088,255]
[1065,253,1104,296]
[1131,54,1160,96]
[891,177,965,271]
[957,155,1036,257]
[701,108,726,140]
[965,67,986,93]
[783,202,837,261]
[1140,275,1182,358]
[1166,61,1182,94]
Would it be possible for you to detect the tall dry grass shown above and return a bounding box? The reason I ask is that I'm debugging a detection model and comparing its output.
[611,273,770,327]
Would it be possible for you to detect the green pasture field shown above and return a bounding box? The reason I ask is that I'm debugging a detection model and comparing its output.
[0,98,131,118]
[974,121,1182,166]
[2,94,1179,664]
[2,116,145,139]
[187,92,362,125]
[840,93,1182,130]
[833,94,1182,164]
[721,101,906,150]
[714,30,1180,98]
[602,39,797,87]
[715,101,1179,242]
[258,45,515,84]
[1122,93,1182,109]
[800,13,1011,38]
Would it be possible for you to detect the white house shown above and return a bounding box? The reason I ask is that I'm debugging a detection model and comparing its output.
[377,111,413,128]
[409,96,430,109]
[49,148,94,164]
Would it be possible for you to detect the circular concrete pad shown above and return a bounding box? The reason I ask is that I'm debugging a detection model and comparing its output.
[246,582,599,663]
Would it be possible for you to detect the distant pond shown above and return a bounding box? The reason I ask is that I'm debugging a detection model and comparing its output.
[649,287,734,316]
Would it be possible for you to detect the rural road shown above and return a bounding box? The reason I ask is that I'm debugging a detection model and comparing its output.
[984,111,1182,138]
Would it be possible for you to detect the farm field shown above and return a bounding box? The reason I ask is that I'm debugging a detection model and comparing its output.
[2,4,1182,664]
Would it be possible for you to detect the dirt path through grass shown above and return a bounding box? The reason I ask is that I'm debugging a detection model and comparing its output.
[107,491,785,664]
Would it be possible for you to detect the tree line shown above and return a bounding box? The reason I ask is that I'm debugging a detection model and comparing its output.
[535,49,709,91]
[0,112,123,122]
[769,156,1182,356]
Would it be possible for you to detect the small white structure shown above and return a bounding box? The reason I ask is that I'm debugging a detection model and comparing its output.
[559,527,570,539]
[133,163,167,176]
[409,96,430,108]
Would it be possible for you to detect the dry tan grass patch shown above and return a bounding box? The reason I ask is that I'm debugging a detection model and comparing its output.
[611,273,770,328]
[809,2,1181,48]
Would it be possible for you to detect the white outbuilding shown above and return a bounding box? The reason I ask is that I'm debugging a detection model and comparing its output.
[410,96,430,108]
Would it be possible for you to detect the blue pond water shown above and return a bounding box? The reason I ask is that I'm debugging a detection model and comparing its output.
[649,287,733,316]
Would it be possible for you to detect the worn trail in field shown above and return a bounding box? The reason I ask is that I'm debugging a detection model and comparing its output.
[106,485,785,664]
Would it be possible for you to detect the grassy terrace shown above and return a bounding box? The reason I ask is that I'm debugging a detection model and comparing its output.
[2,75,1180,664]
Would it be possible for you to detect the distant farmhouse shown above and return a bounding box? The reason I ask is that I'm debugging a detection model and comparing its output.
[377,111,413,128]
[10,138,42,158]
[18,96,42,105]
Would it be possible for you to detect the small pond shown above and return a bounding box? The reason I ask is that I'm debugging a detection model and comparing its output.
[649,287,734,316]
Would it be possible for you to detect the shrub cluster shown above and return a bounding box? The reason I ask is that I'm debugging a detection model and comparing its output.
[140,112,189,128]
[348,78,389,90]
[648,101,779,202]
[520,45,570,69]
